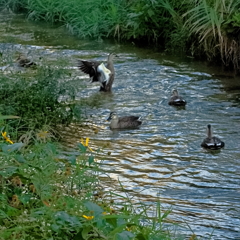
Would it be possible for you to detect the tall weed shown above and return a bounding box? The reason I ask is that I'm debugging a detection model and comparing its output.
[183,0,240,70]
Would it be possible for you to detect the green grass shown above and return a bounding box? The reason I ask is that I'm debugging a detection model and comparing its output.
[183,0,240,71]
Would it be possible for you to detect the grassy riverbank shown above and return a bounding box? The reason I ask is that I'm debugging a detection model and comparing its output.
[1,137,184,240]
[1,0,240,74]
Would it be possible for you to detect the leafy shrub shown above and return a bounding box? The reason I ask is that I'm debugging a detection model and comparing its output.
[0,139,98,239]
[0,138,179,240]
[0,65,78,137]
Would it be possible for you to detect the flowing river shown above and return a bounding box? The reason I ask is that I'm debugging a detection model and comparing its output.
[1,11,240,240]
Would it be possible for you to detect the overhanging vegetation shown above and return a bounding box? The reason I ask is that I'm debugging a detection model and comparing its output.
[0,0,240,73]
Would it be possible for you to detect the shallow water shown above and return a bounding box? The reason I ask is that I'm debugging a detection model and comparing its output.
[1,12,240,240]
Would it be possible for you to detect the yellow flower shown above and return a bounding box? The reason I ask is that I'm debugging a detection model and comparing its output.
[189,234,197,240]
[82,215,94,220]
[110,208,115,213]
[10,194,20,208]
[36,130,51,142]
[80,138,93,152]
[37,130,48,138]
[1,132,13,144]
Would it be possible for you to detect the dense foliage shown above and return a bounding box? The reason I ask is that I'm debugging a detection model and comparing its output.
[0,67,75,126]
[0,136,182,239]
[0,49,80,142]
[0,0,239,73]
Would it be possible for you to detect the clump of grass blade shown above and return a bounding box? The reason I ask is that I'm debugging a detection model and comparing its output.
[183,0,240,71]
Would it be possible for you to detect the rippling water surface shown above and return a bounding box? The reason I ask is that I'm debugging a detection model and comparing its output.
[1,12,240,240]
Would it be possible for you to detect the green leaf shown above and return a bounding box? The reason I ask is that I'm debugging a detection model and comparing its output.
[0,166,18,177]
[51,223,60,233]
[84,201,103,215]
[19,194,32,205]
[134,233,147,240]
[0,209,9,219]
[0,231,12,239]
[32,210,46,216]
[110,225,126,236]
[73,230,84,240]
[147,9,154,17]
[15,154,26,163]
[106,216,118,228]
[2,142,24,153]
[117,218,126,226]
[53,211,82,231]
[161,209,172,220]
[88,155,94,165]
[6,206,21,217]
[116,231,135,240]
[81,226,92,239]
[0,115,20,120]
[78,143,87,153]
[67,155,76,165]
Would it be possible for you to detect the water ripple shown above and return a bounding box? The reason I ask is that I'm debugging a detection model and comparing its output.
[56,52,240,239]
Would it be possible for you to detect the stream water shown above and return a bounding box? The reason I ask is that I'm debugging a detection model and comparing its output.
[1,11,240,240]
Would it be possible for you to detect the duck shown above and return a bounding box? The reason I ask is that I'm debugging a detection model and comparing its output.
[16,54,36,68]
[168,89,187,106]
[107,112,142,129]
[78,53,116,92]
[201,124,225,150]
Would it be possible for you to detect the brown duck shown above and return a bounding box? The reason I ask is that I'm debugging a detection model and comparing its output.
[168,89,187,106]
[16,54,36,68]
[107,112,142,129]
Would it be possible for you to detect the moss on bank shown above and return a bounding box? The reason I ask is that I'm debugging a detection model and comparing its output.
[0,0,240,74]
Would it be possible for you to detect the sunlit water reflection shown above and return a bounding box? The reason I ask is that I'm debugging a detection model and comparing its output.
[1,12,240,240]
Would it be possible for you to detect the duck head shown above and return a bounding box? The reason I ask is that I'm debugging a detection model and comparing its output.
[172,89,179,96]
[108,53,117,62]
[207,124,213,138]
[107,112,118,121]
